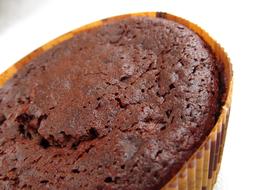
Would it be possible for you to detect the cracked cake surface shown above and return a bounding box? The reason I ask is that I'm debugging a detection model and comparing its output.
[0,16,224,190]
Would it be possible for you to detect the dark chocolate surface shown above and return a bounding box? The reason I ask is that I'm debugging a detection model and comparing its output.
[0,16,222,190]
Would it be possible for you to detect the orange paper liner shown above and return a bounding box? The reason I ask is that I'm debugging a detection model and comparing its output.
[161,106,231,190]
[0,12,233,190]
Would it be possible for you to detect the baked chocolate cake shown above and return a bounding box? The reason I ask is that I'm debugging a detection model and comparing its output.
[0,15,224,190]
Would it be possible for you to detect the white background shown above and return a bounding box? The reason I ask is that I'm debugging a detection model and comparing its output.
[0,0,252,189]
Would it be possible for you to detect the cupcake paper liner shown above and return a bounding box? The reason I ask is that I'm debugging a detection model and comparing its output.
[0,12,233,190]
[161,107,231,190]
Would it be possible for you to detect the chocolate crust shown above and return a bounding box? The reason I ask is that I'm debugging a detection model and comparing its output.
[0,16,223,190]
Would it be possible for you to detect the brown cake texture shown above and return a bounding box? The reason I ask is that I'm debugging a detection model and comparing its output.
[0,16,224,190]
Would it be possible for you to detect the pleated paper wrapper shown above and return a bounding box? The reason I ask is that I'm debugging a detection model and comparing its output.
[0,12,233,190]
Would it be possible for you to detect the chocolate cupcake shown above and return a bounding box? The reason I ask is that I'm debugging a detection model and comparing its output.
[0,12,232,190]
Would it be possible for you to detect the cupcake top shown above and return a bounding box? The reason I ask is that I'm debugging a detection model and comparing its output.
[0,16,224,189]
